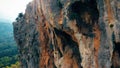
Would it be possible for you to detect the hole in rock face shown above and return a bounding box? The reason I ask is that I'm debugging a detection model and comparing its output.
[67,0,99,37]
[111,42,120,68]
[113,42,120,54]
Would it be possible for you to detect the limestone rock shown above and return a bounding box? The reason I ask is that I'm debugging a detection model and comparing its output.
[13,0,120,68]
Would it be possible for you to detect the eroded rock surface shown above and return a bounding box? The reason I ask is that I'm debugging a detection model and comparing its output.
[13,0,120,68]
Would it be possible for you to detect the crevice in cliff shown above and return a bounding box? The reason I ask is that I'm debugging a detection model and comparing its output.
[54,28,81,57]
[54,28,82,67]
[67,0,99,37]
[111,41,120,68]
[67,1,100,68]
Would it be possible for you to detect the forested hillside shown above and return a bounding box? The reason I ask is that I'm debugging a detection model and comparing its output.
[0,22,19,67]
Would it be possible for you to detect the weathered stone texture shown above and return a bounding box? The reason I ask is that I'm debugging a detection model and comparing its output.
[13,0,120,68]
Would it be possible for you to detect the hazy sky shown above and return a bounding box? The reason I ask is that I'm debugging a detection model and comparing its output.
[0,0,33,23]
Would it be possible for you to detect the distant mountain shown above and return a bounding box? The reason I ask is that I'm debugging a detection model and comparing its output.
[0,18,12,23]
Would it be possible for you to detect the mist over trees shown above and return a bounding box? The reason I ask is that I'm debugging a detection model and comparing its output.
[0,22,19,67]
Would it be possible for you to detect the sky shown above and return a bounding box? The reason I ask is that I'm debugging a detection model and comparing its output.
[0,0,33,23]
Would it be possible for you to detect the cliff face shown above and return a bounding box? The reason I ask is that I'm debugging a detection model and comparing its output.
[13,0,120,68]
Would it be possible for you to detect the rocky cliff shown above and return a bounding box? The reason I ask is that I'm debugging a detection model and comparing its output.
[13,0,120,68]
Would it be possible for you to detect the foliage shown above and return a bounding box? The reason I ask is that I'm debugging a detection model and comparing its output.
[0,55,19,67]
[0,22,19,68]
[4,61,21,68]
[18,13,23,18]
